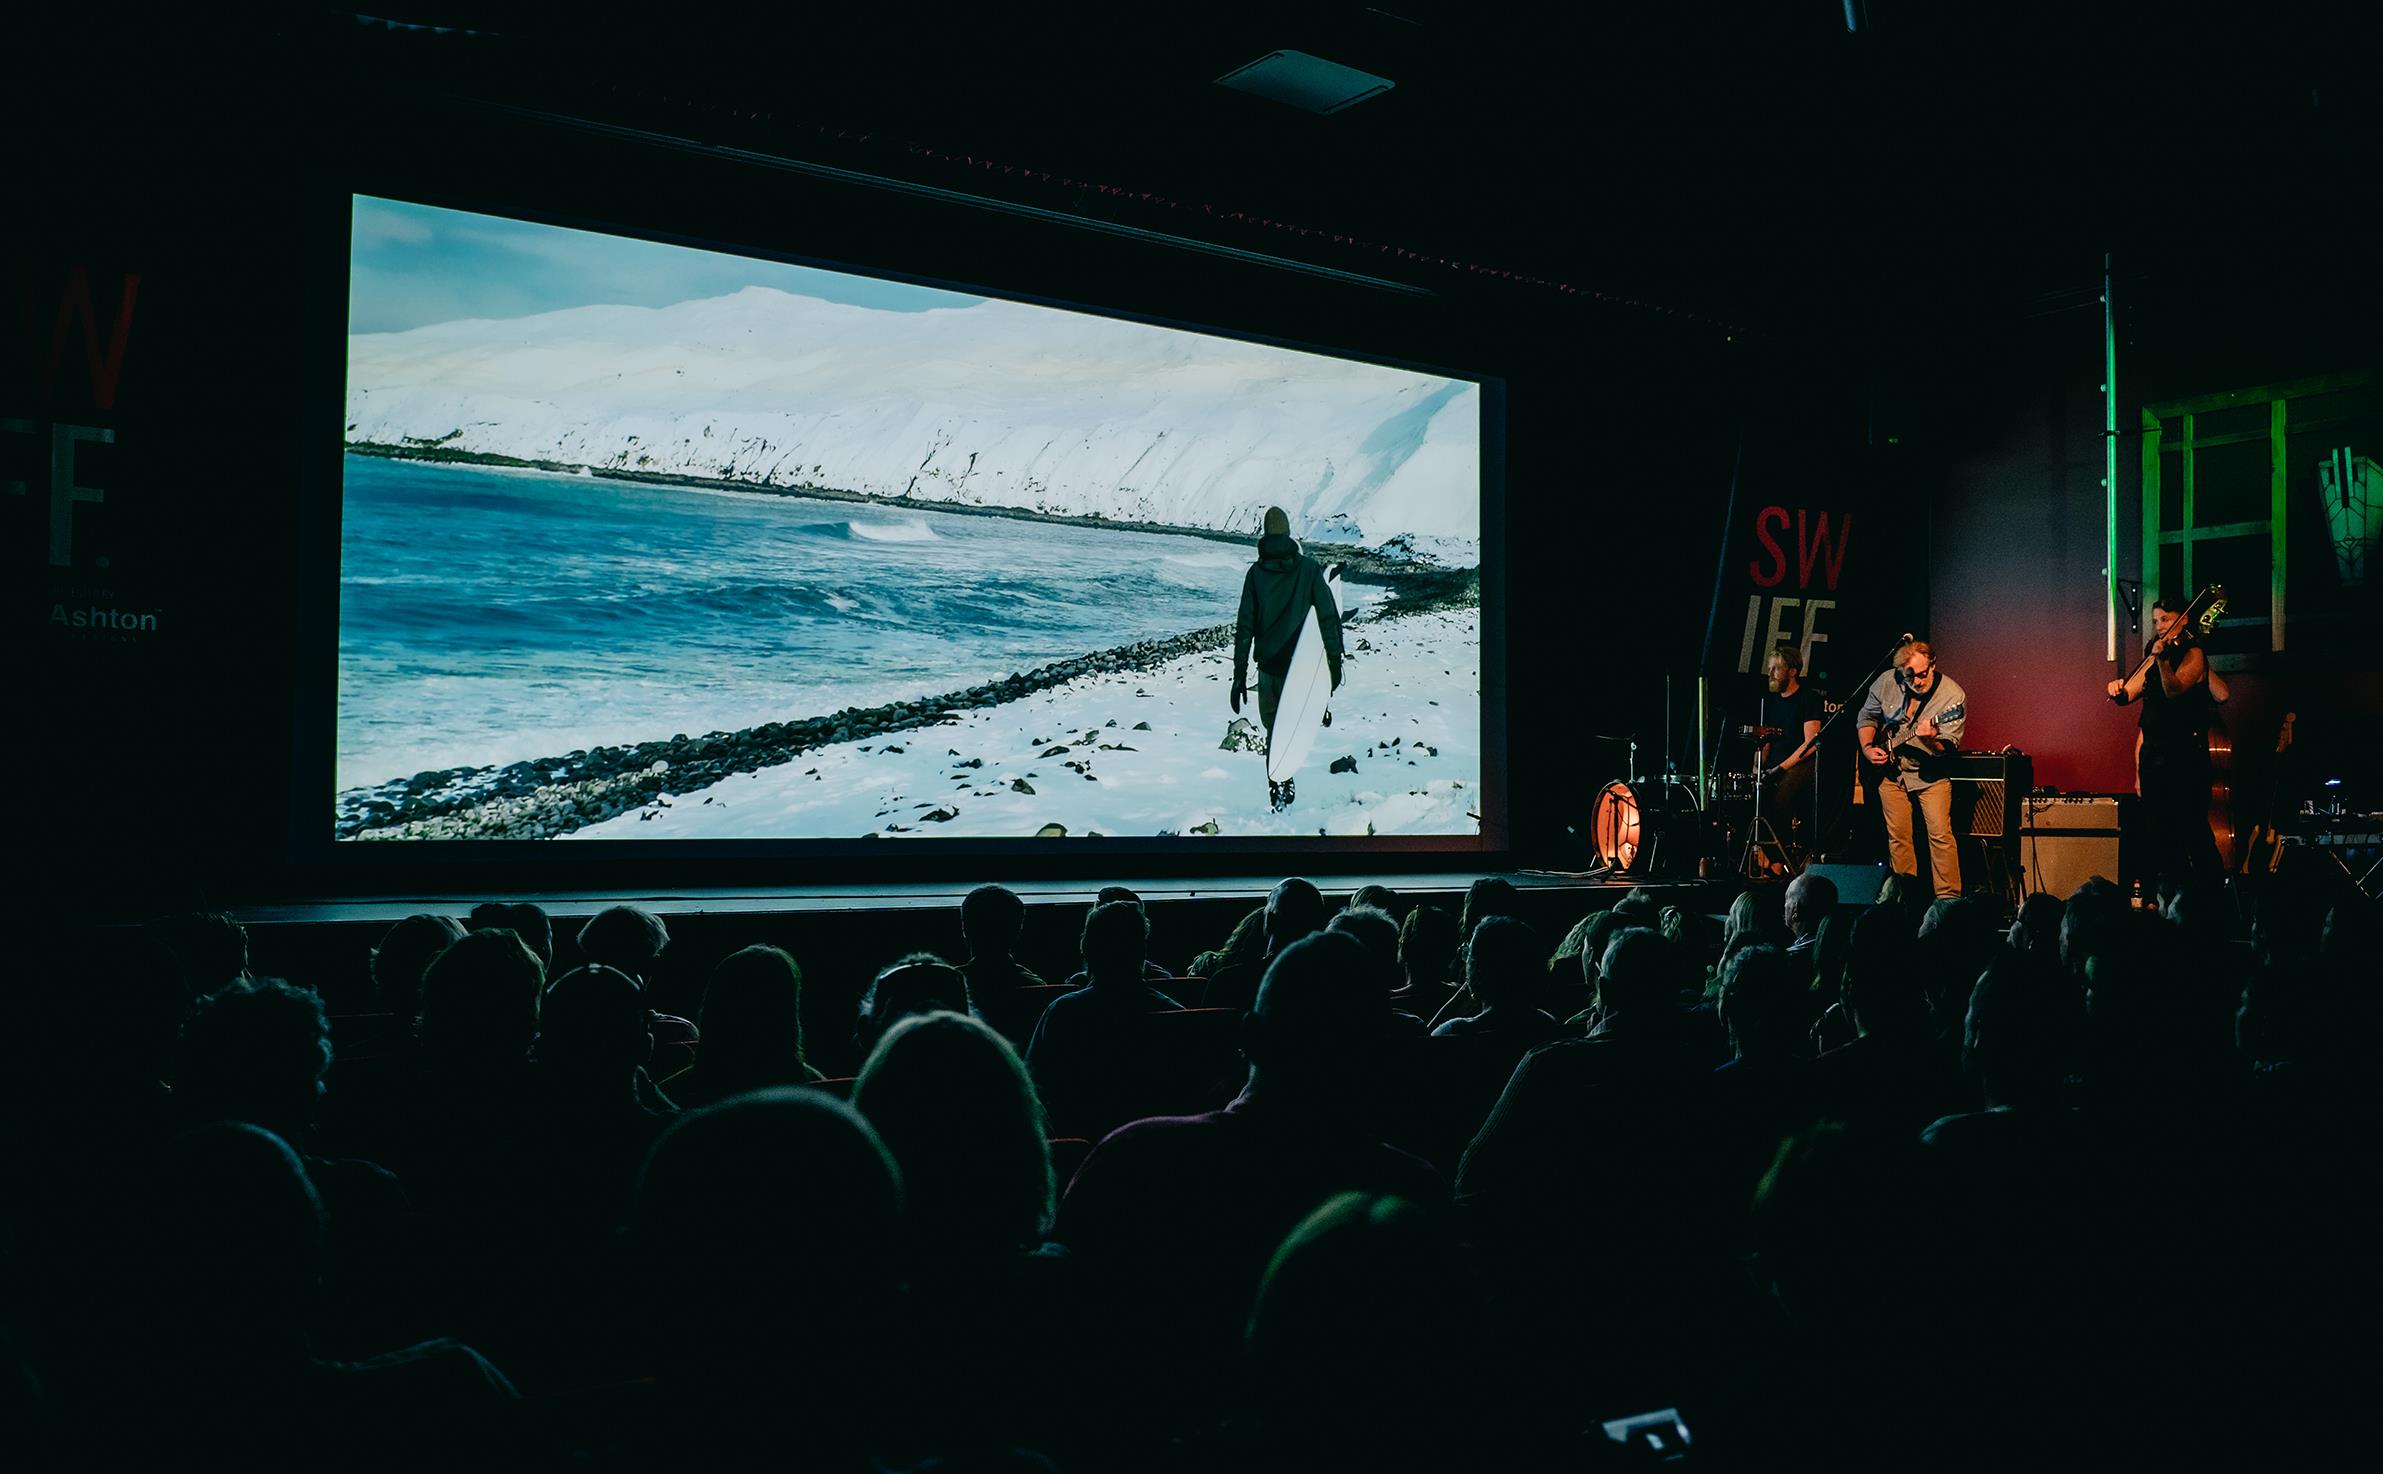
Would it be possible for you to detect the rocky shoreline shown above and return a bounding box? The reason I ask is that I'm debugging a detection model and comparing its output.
[345,442,1463,583]
[339,592,1477,842]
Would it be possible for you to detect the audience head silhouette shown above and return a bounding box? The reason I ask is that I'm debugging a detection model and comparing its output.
[962,883,1028,958]
[1464,916,1544,1014]
[576,905,668,982]
[855,1010,1054,1256]
[178,976,331,1143]
[691,944,810,1092]
[373,912,466,1018]
[1264,877,1326,955]
[418,926,545,1068]
[468,901,555,971]
[1079,899,1149,988]
[537,964,653,1086]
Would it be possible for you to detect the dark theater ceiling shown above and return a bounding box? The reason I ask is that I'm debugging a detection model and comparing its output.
[17,2,2374,335]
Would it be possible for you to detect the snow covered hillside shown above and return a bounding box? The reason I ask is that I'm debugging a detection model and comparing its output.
[347,287,1481,553]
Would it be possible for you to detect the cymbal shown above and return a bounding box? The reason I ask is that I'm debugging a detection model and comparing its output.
[1735,724,1784,740]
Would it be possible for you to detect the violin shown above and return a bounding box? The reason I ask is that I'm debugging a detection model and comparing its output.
[2111,583,2226,702]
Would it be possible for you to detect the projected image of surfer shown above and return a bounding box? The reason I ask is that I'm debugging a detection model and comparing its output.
[1231,507,1344,814]
[336,194,1483,841]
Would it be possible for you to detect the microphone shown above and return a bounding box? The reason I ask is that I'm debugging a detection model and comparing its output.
[1897,632,1915,644]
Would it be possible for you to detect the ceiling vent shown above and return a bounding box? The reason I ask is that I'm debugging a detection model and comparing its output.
[1214,50,1394,115]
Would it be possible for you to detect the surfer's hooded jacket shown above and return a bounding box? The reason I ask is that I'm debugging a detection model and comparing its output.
[1233,532,1344,689]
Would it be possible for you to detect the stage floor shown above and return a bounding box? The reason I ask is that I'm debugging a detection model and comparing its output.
[229,867,1701,925]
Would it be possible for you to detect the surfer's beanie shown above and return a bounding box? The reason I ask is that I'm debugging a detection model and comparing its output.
[1263,506,1290,536]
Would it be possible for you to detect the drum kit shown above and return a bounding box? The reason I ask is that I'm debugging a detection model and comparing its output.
[1585,724,1799,880]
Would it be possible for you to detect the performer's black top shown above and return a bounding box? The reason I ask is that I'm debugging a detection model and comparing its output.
[1761,685,1820,762]
[2137,655,2214,775]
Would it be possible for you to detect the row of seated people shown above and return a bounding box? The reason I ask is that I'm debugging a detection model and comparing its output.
[5,863,2377,1470]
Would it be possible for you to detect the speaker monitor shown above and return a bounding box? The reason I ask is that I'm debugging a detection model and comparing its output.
[1800,862,1889,906]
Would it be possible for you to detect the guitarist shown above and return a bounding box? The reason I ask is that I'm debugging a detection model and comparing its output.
[2105,593,2230,885]
[1858,639,1968,898]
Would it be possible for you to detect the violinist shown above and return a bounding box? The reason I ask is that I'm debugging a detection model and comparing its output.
[2107,594,2231,884]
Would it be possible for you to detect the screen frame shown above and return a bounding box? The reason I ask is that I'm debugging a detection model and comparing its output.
[292,171,1507,885]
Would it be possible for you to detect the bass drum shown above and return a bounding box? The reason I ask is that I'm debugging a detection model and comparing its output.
[1590,779,1704,876]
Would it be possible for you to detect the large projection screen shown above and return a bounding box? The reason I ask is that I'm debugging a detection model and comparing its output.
[331,194,1490,850]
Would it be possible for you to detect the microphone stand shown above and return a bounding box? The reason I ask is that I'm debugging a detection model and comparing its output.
[1807,633,1910,861]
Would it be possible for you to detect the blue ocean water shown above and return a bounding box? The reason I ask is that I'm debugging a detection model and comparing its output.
[336,456,1256,789]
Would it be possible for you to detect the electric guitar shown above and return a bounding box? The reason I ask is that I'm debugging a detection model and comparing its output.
[1867,700,1966,781]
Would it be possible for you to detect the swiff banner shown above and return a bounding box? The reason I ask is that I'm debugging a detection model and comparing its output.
[1698,438,1921,856]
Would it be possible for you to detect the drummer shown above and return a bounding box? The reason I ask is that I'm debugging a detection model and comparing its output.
[1756,642,1825,859]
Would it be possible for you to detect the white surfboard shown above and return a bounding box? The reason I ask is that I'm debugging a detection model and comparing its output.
[1266,568,1343,785]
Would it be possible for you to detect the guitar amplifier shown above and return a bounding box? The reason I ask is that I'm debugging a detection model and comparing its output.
[1942,751,2031,840]
[1940,751,2030,906]
[2020,795,2123,898]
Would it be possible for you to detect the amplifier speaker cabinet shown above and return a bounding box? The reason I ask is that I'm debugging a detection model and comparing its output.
[1945,751,2032,906]
[2020,795,2123,898]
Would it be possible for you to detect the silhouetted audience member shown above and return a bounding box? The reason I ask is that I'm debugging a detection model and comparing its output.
[2005,891,2064,965]
[419,928,546,1071]
[1783,870,1837,960]
[525,965,673,1237]
[960,883,1045,995]
[1711,887,1791,992]
[575,905,668,984]
[1708,943,1824,1198]
[1327,903,1424,1033]
[178,977,414,1353]
[1551,907,1630,1029]
[1458,876,1522,939]
[1870,871,1927,939]
[2059,875,2129,980]
[365,927,548,1217]
[1055,931,1442,1428]
[957,884,1049,1040]
[85,1122,514,1468]
[860,1011,1054,1257]
[1718,943,1811,1070]
[1809,908,1968,1138]
[1454,926,1724,1409]
[1062,886,1175,987]
[146,909,251,999]
[467,901,554,974]
[631,1090,903,1467]
[1432,917,1559,1045]
[1188,903,1268,981]
[854,1012,1065,1452]
[372,913,466,1021]
[1459,928,1718,1233]
[1393,902,1461,1023]
[1202,877,1326,1011]
[1349,883,1407,921]
[663,944,823,1109]
[855,952,973,1059]
[1238,1192,1500,1473]
[1914,895,2000,1032]
[1026,902,1184,1138]
[1747,1124,1954,1456]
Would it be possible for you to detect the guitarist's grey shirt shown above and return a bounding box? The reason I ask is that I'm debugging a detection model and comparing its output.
[1858,668,1968,792]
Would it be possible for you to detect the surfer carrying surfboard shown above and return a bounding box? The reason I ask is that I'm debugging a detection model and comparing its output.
[1231,506,1343,812]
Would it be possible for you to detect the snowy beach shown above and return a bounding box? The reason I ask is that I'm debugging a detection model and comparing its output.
[567,604,1479,840]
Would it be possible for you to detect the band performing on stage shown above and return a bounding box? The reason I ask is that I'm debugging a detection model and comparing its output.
[1591,587,2326,907]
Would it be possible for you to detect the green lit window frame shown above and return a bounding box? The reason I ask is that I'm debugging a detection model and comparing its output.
[2141,371,2375,654]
